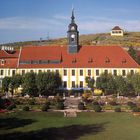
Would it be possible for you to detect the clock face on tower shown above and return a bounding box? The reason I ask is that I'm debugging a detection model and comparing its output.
[71,34,75,38]
[71,34,75,42]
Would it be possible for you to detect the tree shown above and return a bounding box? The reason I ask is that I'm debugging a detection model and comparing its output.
[96,73,116,95]
[85,76,95,91]
[9,75,22,95]
[127,73,140,96]
[114,76,129,96]
[128,47,140,65]
[2,77,11,93]
[128,47,137,61]
[22,72,38,97]
[36,71,62,96]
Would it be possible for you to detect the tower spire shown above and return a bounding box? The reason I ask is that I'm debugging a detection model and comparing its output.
[71,8,75,23]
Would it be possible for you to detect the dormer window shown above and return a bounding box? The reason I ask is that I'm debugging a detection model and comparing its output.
[88,58,93,63]
[105,57,110,63]
[1,59,5,65]
[122,59,127,64]
[72,58,76,63]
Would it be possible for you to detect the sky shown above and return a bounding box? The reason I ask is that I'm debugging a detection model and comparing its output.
[0,0,140,43]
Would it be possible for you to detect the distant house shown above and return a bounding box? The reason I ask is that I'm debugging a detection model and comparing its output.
[110,26,124,36]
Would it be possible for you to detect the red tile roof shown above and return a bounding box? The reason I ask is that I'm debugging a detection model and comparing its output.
[0,50,19,68]
[17,45,139,69]
[0,46,139,69]
[112,26,122,30]
[0,50,19,58]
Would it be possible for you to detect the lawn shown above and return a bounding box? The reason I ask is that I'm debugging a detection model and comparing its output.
[0,111,140,140]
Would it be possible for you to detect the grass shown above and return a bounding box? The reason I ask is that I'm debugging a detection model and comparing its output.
[0,111,140,140]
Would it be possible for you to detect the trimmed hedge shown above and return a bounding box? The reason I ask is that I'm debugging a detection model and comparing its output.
[23,106,30,111]
[7,104,16,110]
[56,102,64,110]
[78,102,85,110]
[109,101,118,106]
[41,104,49,112]
[132,107,140,112]
[127,101,136,109]
[114,107,121,112]
[92,101,99,106]
[93,105,102,112]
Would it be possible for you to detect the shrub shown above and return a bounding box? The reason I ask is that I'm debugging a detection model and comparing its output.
[23,106,30,111]
[127,101,136,108]
[109,101,117,106]
[132,107,140,112]
[45,100,50,106]
[114,107,121,112]
[28,99,35,105]
[93,105,102,112]
[41,104,49,112]
[7,104,16,110]
[78,102,85,110]
[56,102,64,110]
[92,101,99,106]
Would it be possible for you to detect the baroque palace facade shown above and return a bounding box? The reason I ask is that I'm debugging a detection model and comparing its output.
[0,10,140,90]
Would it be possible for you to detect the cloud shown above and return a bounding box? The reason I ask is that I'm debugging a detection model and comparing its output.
[0,17,65,30]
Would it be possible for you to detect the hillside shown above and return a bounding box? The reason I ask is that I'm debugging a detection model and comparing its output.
[1,32,140,48]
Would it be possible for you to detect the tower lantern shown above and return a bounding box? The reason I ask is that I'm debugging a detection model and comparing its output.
[67,8,79,54]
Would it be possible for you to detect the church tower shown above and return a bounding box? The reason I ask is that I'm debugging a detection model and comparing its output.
[67,9,79,54]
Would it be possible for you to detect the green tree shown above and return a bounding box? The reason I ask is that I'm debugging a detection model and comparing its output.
[114,76,129,96]
[9,74,22,95]
[96,73,116,94]
[85,76,95,91]
[128,47,140,65]
[36,72,62,96]
[2,77,11,92]
[22,72,38,97]
[127,73,140,96]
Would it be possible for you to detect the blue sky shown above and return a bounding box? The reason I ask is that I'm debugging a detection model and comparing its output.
[0,0,140,43]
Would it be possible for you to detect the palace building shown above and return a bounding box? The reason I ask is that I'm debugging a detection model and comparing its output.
[0,10,139,90]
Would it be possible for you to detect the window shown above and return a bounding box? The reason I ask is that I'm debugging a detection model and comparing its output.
[30,70,33,73]
[80,70,83,76]
[72,81,75,88]
[80,81,83,88]
[72,70,75,76]
[56,70,59,73]
[113,70,117,76]
[1,59,5,65]
[12,70,15,76]
[63,81,67,88]
[64,70,67,76]
[88,70,91,76]
[8,70,10,76]
[130,70,134,75]
[72,58,76,63]
[0,70,3,76]
[96,70,99,76]
[104,70,108,74]
[22,70,25,75]
[71,38,74,42]
[47,70,50,73]
[38,70,42,73]
[122,70,126,76]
